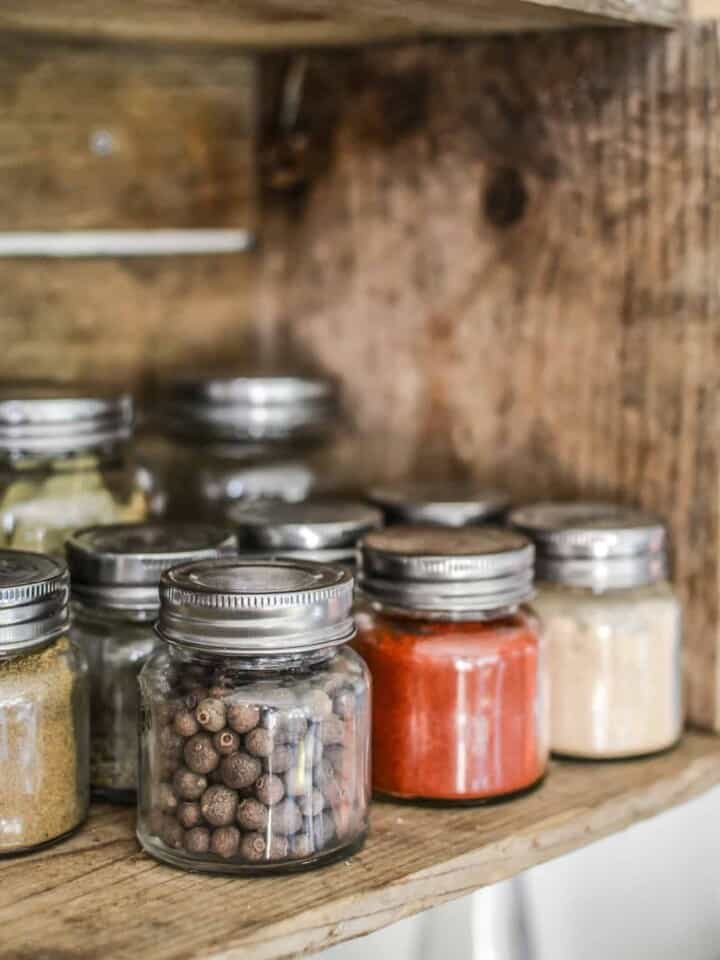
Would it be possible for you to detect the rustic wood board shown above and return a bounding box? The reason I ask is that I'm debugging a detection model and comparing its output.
[0,0,682,50]
[0,732,717,960]
[255,26,720,730]
[0,38,255,230]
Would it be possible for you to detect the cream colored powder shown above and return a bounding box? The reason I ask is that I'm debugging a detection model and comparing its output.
[534,581,682,759]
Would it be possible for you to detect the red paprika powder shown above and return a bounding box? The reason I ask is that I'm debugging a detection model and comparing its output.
[355,526,548,801]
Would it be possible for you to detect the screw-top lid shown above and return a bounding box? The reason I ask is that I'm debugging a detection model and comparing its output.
[66,523,238,611]
[157,558,355,654]
[163,374,338,444]
[359,526,534,615]
[508,502,668,589]
[0,550,69,654]
[231,500,383,550]
[198,461,315,508]
[0,382,133,455]
[368,481,509,527]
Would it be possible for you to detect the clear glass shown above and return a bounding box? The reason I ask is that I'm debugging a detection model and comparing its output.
[0,635,89,855]
[137,643,370,874]
[533,580,683,759]
[0,444,148,556]
[71,604,158,801]
[354,603,548,802]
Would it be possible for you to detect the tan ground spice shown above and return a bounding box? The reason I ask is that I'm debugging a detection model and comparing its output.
[0,636,88,853]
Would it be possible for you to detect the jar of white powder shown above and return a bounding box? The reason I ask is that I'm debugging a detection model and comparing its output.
[509,502,682,759]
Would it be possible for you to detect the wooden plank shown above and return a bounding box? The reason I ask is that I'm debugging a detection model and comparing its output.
[254,27,720,730]
[0,732,717,960]
[0,37,255,230]
[0,0,682,51]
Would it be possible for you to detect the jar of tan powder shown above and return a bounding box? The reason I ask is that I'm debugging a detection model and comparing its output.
[509,503,683,759]
[0,550,89,854]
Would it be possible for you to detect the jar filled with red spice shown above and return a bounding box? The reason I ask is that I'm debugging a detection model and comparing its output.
[354,526,547,802]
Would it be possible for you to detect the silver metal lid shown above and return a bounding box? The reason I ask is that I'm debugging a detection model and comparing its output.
[231,499,382,550]
[368,481,509,526]
[198,462,315,507]
[67,523,238,611]
[509,502,668,589]
[0,383,133,455]
[0,550,69,654]
[158,559,355,654]
[359,526,534,614]
[163,375,338,444]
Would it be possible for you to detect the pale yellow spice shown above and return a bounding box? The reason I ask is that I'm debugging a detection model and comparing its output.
[0,636,87,852]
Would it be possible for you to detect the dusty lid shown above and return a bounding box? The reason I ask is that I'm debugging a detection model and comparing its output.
[163,374,338,444]
[66,523,238,610]
[358,525,534,614]
[508,502,668,588]
[368,481,509,526]
[0,550,69,654]
[0,382,134,455]
[231,499,383,551]
[157,558,355,654]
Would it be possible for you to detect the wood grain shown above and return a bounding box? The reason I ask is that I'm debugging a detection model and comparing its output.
[255,27,720,730]
[0,38,255,230]
[0,733,717,960]
[0,0,682,50]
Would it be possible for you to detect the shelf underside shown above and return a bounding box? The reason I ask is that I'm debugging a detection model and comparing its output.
[2,732,719,960]
[0,0,683,48]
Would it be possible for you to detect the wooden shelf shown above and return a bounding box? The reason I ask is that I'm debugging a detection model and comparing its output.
[2,732,719,960]
[0,0,683,49]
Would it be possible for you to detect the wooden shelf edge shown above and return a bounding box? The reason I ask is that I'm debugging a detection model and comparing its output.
[1,732,718,960]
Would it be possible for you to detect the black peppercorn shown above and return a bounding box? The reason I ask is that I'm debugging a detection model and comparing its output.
[213,729,240,755]
[240,832,266,862]
[298,788,325,818]
[177,801,203,829]
[210,825,240,859]
[184,826,211,854]
[269,798,302,835]
[161,815,184,850]
[200,785,239,826]
[174,710,200,738]
[237,798,269,831]
[172,767,208,801]
[255,774,285,807]
[221,751,262,790]
[158,782,179,813]
[318,716,345,745]
[227,703,260,734]
[196,698,227,733]
[184,733,220,775]
[245,727,274,758]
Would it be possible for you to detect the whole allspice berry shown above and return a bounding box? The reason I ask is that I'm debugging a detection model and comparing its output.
[290,833,314,859]
[265,744,293,774]
[183,686,208,710]
[200,785,239,827]
[227,702,260,734]
[161,815,185,850]
[196,698,227,733]
[321,776,346,809]
[318,716,345,745]
[210,825,240,859]
[255,774,285,807]
[333,690,355,720]
[237,798,269,831]
[173,767,207,800]
[269,798,302,836]
[213,729,240,755]
[158,782,179,813]
[177,801,203,829]
[268,835,289,860]
[184,826,211,854]
[221,751,262,790]
[184,733,220,775]
[298,788,325,818]
[266,709,307,744]
[240,832,266,863]
[285,765,310,797]
[316,673,347,696]
[313,811,336,848]
[174,710,199,738]
[159,725,184,763]
[208,684,228,699]
[301,689,333,721]
[245,727,274,758]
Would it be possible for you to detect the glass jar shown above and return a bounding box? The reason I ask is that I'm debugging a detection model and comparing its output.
[230,499,383,568]
[0,550,89,854]
[354,526,547,802]
[138,559,370,874]
[510,502,683,759]
[66,523,237,802]
[152,375,339,523]
[368,481,509,527]
[0,384,148,556]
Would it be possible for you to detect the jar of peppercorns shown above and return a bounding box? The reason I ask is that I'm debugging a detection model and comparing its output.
[66,523,237,802]
[355,526,548,802]
[137,558,370,873]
